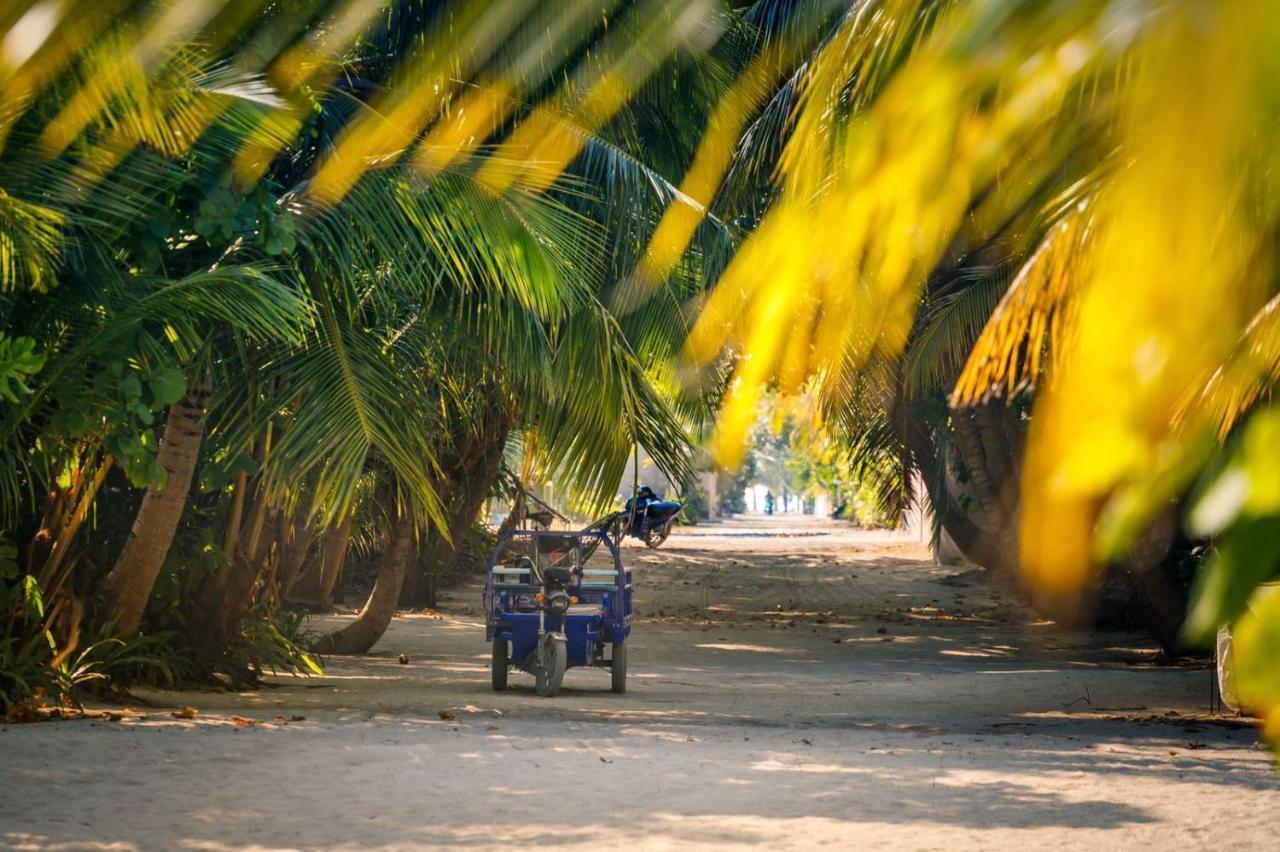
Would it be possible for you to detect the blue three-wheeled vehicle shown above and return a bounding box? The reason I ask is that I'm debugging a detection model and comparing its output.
[484,527,632,697]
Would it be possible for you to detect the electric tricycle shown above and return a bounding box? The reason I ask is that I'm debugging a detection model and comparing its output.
[485,527,632,697]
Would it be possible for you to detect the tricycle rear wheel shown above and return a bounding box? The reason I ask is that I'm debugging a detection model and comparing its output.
[611,641,627,694]
[491,637,508,691]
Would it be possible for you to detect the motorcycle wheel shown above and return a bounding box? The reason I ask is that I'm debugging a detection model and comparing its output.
[535,635,566,697]
[611,640,627,694]
[491,637,508,691]
[644,519,673,549]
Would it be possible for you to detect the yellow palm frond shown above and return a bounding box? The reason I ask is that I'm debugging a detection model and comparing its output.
[952,195,1095,406]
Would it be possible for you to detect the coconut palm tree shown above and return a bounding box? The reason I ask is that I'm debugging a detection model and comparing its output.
[2,0,735,687]
[670,0,1280,731]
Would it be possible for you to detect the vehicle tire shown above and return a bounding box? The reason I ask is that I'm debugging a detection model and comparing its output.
[535,635,566,697]
[611,640,627,694]
[645,520,673,549]
[491,637,508,691]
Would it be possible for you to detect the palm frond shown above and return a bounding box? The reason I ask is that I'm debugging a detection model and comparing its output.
[951,197,1096,405]
[1184,291,1280,439]
[0,189,63,293]
[903,264,1011,400]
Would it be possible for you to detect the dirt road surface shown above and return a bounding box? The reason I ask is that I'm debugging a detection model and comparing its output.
[2,516,1277,850]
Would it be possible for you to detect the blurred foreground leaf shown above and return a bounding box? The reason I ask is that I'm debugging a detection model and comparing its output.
[1232,585,1280,748]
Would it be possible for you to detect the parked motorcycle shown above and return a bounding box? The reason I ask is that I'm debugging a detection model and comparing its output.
[615,486,682,548]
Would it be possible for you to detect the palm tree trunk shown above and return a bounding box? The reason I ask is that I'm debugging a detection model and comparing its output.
[218,503,278,640]
[288,515,352,606]
[1121,508,1186,654]
[430,423,509,602]
[904,409,1019,575]
[319,515,353,604]
[402,418,510,607]
[315,511,414,654]
[101,379,211,637]
[273,514,318,602]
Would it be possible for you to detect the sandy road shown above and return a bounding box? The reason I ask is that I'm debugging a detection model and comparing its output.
[2,516,1277,850]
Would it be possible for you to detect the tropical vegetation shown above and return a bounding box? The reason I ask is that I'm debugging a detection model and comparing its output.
[1,0,1277,752]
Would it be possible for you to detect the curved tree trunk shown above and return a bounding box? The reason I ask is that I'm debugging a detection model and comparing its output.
[904,408,1020,576]
[400,413,510,607]
[218,502,279,641]
[1121,509,1186,654]
[319,515,353,604]
[315,511,414,654]
[288,515,352,607]
[272,514,318,603]
[973,404,1020,520]
[101,379,211,637]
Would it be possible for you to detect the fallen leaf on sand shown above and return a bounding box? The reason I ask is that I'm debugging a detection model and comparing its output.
[600,756,613,764]
[438,710,456,721]
[172,706,198,719]
[231,716,258,727]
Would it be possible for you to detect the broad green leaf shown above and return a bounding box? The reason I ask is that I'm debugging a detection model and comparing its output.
[22,575,44,620]
[1183,516,1280,644]
[1188,466,1248,536]
[119,373,143,403]
[0,335,46,403]
[149,366,187,407]
[1232,584,1280,747]
[1241,409,1280,516]
[230,451,260,477]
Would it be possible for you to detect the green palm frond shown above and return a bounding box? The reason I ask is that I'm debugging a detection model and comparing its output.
[0,189,63,293]
[903,264,1011,399]
[258,294,446,533]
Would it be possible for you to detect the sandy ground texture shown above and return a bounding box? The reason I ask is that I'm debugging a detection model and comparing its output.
[2,515,1277,851]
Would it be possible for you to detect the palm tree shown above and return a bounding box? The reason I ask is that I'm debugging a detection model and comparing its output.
[671,1,1280,727]
[0,0,725,686]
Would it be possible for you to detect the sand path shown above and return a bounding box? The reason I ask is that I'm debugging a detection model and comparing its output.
[2,516,1277,850]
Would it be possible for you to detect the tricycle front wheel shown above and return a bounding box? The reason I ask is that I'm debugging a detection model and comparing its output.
[535,635,566,697]
[491,637,508,691]
[611,641,627,694]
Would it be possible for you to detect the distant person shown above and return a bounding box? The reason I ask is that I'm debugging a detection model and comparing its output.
[764,491,775,515]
